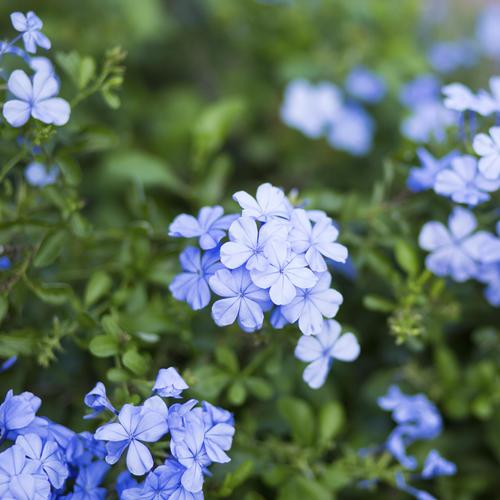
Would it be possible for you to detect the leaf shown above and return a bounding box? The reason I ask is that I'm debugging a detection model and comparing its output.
[89,335,118,357]
[84,271,112,307]
[33,230,67,268]
[122,348,148,376]
[218,460,254,497]
[0,329,37,357]
[245,377,274,400]
[317,401,344,446]
[101,150,188,195]
[278,397,315,446]
[216,345,239,373]
[28,280,73,305]
[78,56,96,89]
[0,296,8,325]
[228,381,247,406]
[57,156,82,186]
[363,295,395,313]
[107,367,130,383]
[394,239,419,276]
[277,476,331,500]
[56,51,96,89]
[192,365,230,400]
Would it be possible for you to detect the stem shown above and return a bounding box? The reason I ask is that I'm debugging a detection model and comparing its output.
[0,150,26,182]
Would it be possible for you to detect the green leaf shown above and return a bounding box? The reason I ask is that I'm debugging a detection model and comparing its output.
[245,377,273,400]
[101,150,188,195]
[218,460,254,497]
[278,476,331,500]
[79,56,96,89]
[192,365,230,400]
[28,280,73,305]
[0,296,8,325]
[122,348,148,375]
[101,314,122,338]
[57,156,82,186]
[56,51,95,89]
[317,401,344,446]
[395,239,419,276]
[33,230,67,268]
[84,271,112,307]
[363,294,395,313]
[278,397,315,446]
[215,345,239,373]
[0,329,37,357]
[89,335,118,357]
[228,381,247,406]
[107,367,130,383]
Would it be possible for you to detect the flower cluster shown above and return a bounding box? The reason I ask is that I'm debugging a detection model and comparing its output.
[169,183,360,388]
[377,386,456,499]
[0,367,234,499]
[0,11,69,186]
[407,76,500,307]
[280,67,385,156]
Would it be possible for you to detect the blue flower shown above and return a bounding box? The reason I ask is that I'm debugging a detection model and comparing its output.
[476,5,500,61]
[434,155,499,206]
[10,11,51,53]
[0,390,41,438]
[281,79,342,138]
[61,460,109,500]
[0,356,16,373]
[3,70,70,127]
[220,216,288,271]
[0,444,51,499]
[202,401,234,427]
[294,320,360,389]
[232,183,290,221]
[419,208,499,282]
[327,103,374,156]
[170,412,211,493]
[116,470,139,497]
[169,247,223,310]
[250,242,317,306]
[289,208,348,272]
[428,40,477,74]
[168,399,199,443]
[407,148,459,192]
[209,267,271,332]
[122,460,203,500]
[401,101,454,143]
[153,367,189,398]
[0,256,11,271]
[345,66,386,103]
[66,431,106,467]
[15,433,68,488]
[84,382,117,419]
[24,162,58,187]
[201,402,235,464]
[422,450,457,479]
[399,75,441,109]
[395,472,436,500]
[473,127,500,180]
[282,272,343,335]
[95,396,168,476]
[169,206,236,250]
[378,386,442,469]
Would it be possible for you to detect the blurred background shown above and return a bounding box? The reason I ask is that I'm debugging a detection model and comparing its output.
[1,0,499,498]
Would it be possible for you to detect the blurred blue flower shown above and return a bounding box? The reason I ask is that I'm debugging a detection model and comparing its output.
[282,272,343,335]
[327,103,374,155]
[170,413,211,493]
[209,267,271,332]
[473,126,500,180]
[220,216,288,270]
[0,256,11,271]
[169,206,236,250]
[428,40,477,74]
[434,155,499,206]
[24,161,59,187]
[233,182,290,221]
[289,208,348,272]
[0,444,51,499]
[10,11,51,53]
[250,242,317,305]
[16,432,68,488]
[345,66,386,103]
[84,382,117,419]
[419,207,499,282]
[0,356,16,373]
[422,450,457,479]
[407,148,459,192]
[153,367,189,399]
[169,247,223,310]
[281,79,342,138]
[401,101,454,143]
[202,401,234,427]
[399,75,440,109]
[476,5,500,61]
[3,70,70,127]
[294,320,360,389]
[30,56,54,74]
[395,472,435,500]
[116,470,138,497]
[62,460,109,499]
[95,397,168,476]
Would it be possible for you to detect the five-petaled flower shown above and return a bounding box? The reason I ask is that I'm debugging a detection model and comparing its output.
[10,11,51,53]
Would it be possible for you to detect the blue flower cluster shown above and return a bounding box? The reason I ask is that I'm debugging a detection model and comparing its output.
[169,183,360,388]
[280,67,385,156]
[0,367,234,498]
[407,76,500,307]
[1,11,69,186]
[378,386,456,499]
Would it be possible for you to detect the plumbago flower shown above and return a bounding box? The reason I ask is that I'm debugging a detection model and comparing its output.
[407,148,459,192]
[473,126,500,180]
[169,183,357,387]
[10,11,51,53]
[371,386,456,499]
